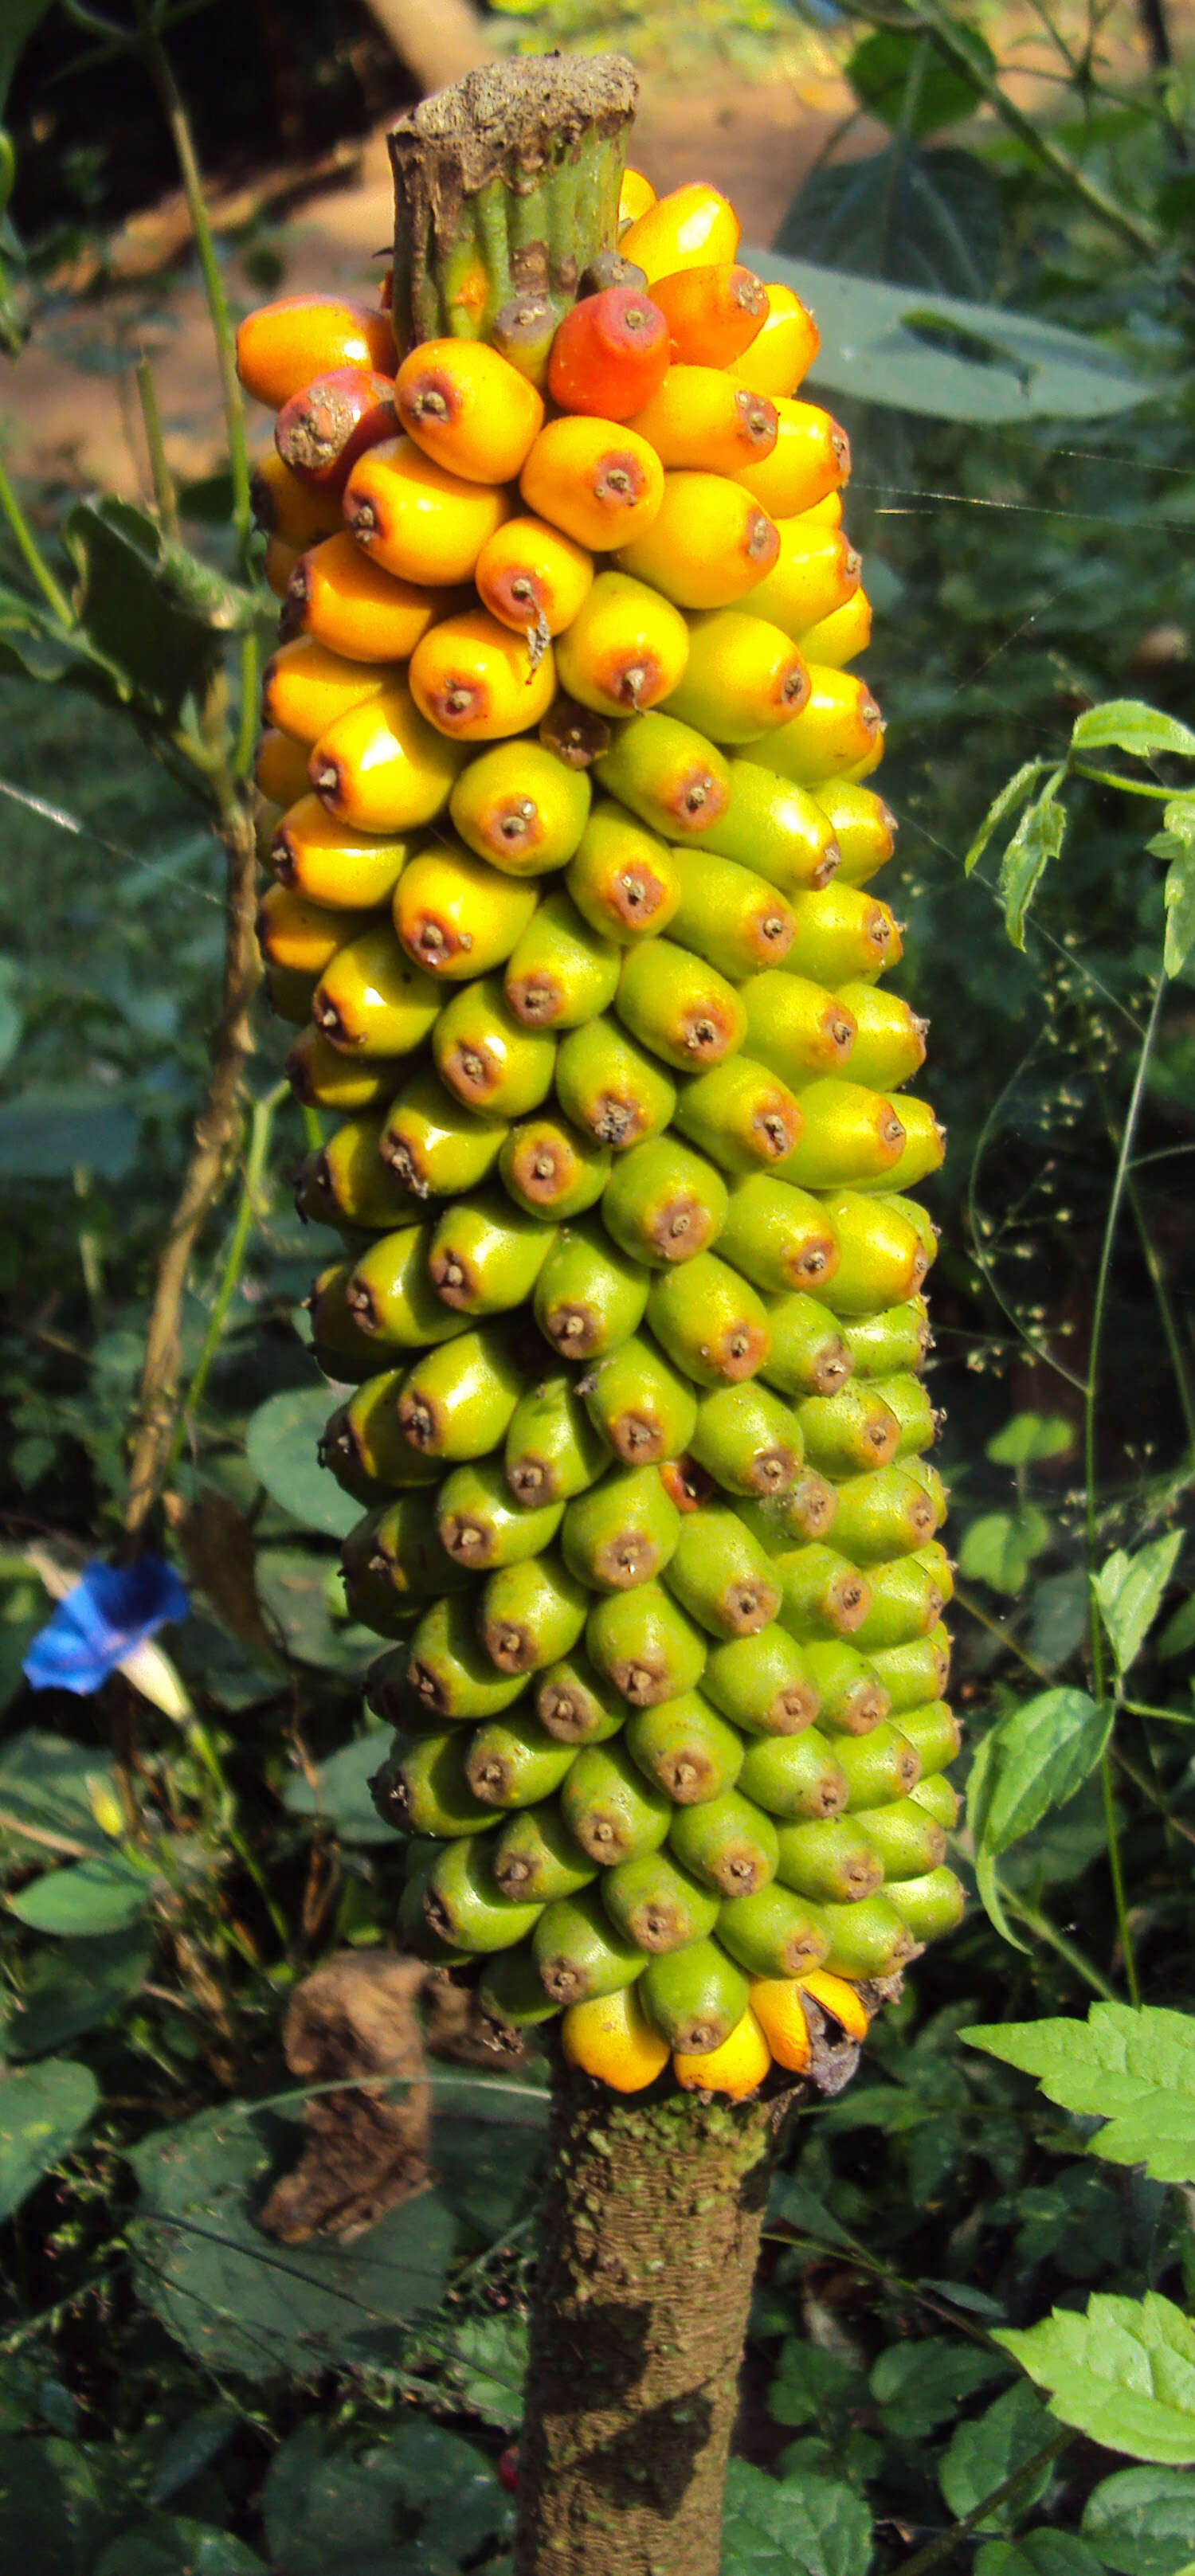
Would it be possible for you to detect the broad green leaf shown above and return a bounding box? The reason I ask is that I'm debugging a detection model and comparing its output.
[938,2382,1052,2524]
[245,1387,360,1540]
[0,1727,121,1858]
[964,763,1045,876]
[962,2002,1195,2183]
[958,1505,1050,1595]
[0,1087,139,1180]
[1158,1594,1195,1659]
[129,2104,454,2378]
[2,1928,151,2056]
[986,1413,1073,1467]
[93,2523,266,2576]
[61,498,228,726]
[998,792,1066,952]
[8,1854,151,1936]
[976,2539,1102,2576]
[0,0,53,117]
[1071,701,1195,761]
[721,2460,873,2576]
[869,2338,1009,2439]
[443,2312,530,2430]
[846,25,997,134]
[776,145,1002,300]
[146,2409,238,2507]
[1094,1533,1183,1672]
[768,2341,865,2435]
[0,2435,75,2573]
[253,1547,378,1674]
[997,2292,1195,2463]
[283,1730,394,1846]
[262,2417,511,2576]
[1164,853,1195,980]
[749,250,1149,424]
[1082,2467,1195,2573]
[972,1689,1111,1857]
[0,2058,98,2219]
[966,1728,1029,1953]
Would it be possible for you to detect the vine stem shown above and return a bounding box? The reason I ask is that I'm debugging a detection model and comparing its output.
[897,2427,1075,2574]
[1083,972,1168,2008]
[0,454,74,626]
[167,1077,287,1474]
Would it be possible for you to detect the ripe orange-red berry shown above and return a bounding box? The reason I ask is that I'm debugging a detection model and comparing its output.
[274,366,397,494]
[547,285,670,420]
[651,264,768,368]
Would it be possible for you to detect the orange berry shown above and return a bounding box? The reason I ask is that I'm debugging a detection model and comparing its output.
[251,448,343,551]
[236,293,396,409]
[254,726,311,808]
[797,1967,870,2039]
[520,417,664,553]
[274,366,397,494]
[730,281,820,398]
[261,638,391,745]
[618,167,657,231]
[257,884,369,977]
[394,337,543,483]
[547,286,670,420]
[308,682,466,833]
[805,490,843,530]
[797,588,872,670]
[748,1977,812,2073]
[554,570,689,718]
[409,607,557,742]
[286,532,443,664]
[674,2005,770,2097]
[748,519,862,641]
[344,436,512,586]
[620,182,739,284]
[561,1983,669,2091]
[475,515,594,639]
[626,366,778,474]
[746,667,884,789]
[617,470,778,610]
[651,264,768,369]
[264,534,300,599]
[737,400,851,519]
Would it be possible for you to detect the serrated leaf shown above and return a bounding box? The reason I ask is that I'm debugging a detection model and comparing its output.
[964,763,1045,875]
[1095,1533,1183,1672]
[1072,701,1195,761]
[962,2002,1195,2183]
[972,1689,1111,1858]
[958,1505,1050,1595]
[939,2382,1052,2523]
[975,2539,1103,2576]
[846,25,997,134]
[869,2338,1009,2439]
[61,496,225,725]
[986,1412,1073,1466]
[998,793,1066,952]
[443,2312,530,2430]
[128,2104,454,2378]
[262,2417,511,2576]
[721,2460,873,2576]
[997,2292,1195,2463]
[0,2058,98,2219]
[282,1730,394,1846]
[8,1853,151,1936]
[1081,2465,1195,2574]
[749,249,1148,424]
[245,1386,361,1540]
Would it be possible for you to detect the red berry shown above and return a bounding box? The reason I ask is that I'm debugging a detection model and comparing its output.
[498,2445,520,2493]
[275,366,396,493]
[547,287,669,420]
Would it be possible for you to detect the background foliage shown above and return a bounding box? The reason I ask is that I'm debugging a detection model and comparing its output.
[4,0,1195,2566]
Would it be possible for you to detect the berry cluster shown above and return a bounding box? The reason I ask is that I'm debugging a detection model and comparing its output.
[241,164,962,2102]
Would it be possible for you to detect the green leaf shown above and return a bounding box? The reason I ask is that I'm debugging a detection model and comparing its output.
[2,1928,151,2056]
[1071,701,1195,761]
[1158,1594,1195,1660]
[964,763,1045,876]
[971,1689,1111,1858]
[996,2292,1195,2464]
[962,2002,1195,2184]
[61,497,227,726]
[0,1087,139,1180]
[975,2539,1103,2576]
[253,1547,378,1674]
[721,2460,873,2576]
[958,1505,1050,1595]
[749,249,1150,424]
[776,145,1003,300]
[0,2435,76,2573]
[282,1730,394,1846]
[442,2312,530,2430]
[869,2338,1009,2440]
[1164,851,1195,980]
[1094,1533,1184,1672]
[0,1728,120,1860]
[998,791,1066,952]
[846,25,997,134]
[8,1854,151,1936]
[986,1413,1073,1466]
[93,2523,266,2576]
[938,2381,1052,2524]
[262,2418,511,2576]
[128,2104,454,2378]
[0,2059,98,2219]
[245,1387,360,1540]
[0,957,22,1075]
[1081,2465,1195,2574]
[0,0,53,118]
[966,1728,1030,1954]
[432,2102,546,2244]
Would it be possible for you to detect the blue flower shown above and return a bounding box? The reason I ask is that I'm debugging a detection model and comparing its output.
[23,1556,190,1696]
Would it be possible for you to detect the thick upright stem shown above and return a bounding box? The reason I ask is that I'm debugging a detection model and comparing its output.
[515,2066,777,2576]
